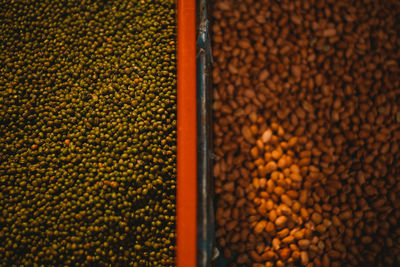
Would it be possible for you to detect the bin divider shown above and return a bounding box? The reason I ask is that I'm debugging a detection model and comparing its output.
[177,0,197,266]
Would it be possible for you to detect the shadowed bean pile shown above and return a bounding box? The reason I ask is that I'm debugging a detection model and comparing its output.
[212,0,400,266]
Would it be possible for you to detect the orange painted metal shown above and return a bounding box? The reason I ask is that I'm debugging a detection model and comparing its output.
[177,0,197,266]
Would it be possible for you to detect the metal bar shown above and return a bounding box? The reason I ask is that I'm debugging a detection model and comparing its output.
[177,0,197,266]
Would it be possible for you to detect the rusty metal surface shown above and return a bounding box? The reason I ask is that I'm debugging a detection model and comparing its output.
[197,0,215,266]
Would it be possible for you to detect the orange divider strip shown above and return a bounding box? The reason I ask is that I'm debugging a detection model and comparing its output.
[177,0,197,266]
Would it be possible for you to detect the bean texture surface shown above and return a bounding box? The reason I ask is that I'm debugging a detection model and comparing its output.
[212,0,400,266]
[0,0,176,265]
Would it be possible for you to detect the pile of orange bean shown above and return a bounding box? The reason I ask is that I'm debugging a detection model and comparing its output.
[212,0,400,266]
